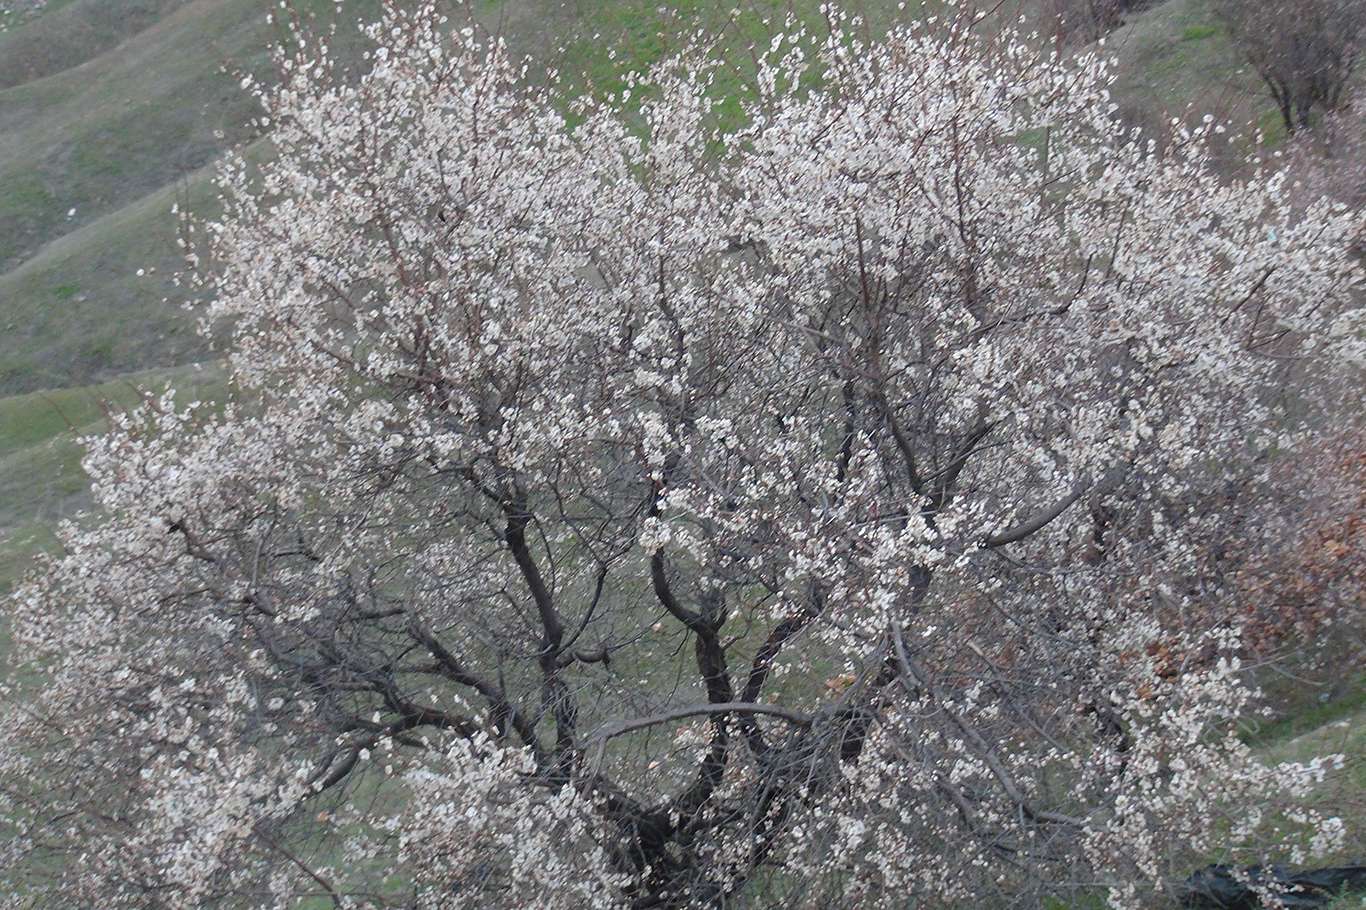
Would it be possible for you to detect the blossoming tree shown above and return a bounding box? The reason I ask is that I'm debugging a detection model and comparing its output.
[2,4,1362,908]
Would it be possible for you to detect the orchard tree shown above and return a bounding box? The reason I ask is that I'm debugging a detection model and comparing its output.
[2,4,1363,908]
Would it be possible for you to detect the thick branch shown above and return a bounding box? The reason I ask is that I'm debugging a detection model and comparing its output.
[407,620,544,760]
[587,702,813,747]
[981,481,1088,548]
[504,500,565,651]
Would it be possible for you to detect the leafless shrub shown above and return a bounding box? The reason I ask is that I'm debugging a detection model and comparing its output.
[1216,0,1365,134]
[1034,0,1151,47]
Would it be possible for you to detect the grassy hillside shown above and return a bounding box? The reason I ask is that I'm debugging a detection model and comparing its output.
[1105,0,1286,153]
[0,0,260,392]
[0,0,408,394]
[0,0,263,274]
[0,363,228,592]
[0,0,193,89]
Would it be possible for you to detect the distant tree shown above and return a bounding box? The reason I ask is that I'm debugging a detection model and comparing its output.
[1,4,1363,909]
[1038,0,1150,47]
[1217,0,1365,134]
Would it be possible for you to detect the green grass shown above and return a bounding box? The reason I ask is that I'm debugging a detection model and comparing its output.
[1181,23,1219,41]
[1182,673,1366,906]
[0,522,59,602]
[1044,895,1108,910]
[1241,674,1366,749]
[0,152,232,393]
[539,0,919,134]
[1104,0,1275,162]
[0,0,390,395]
[1256,105,1292,147]
[0,0,188,88]
[0,0,263,270]
[0,362,221,459]
[0,0,258,391]
[1258,696,1365,802]
[0,0,83,35]
[1039,692,1366,909]
[0,363,228,593]
[1259,704,1366,906]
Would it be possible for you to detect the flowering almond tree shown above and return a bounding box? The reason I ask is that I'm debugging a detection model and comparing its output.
[2,4,1362,908]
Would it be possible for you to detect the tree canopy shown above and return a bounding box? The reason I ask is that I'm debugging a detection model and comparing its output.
[2,4,1363,908]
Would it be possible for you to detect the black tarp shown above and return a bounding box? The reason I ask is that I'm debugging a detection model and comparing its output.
[1180,864,1366,908]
